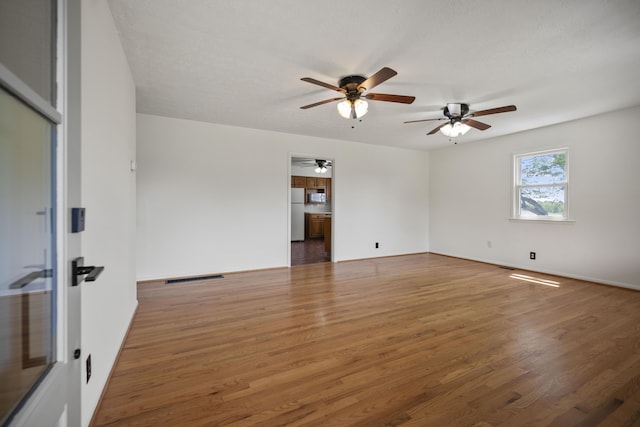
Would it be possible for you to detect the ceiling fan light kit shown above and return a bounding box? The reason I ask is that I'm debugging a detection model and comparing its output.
[314,159,329,173]
[440,122,471,137]
[337,99,368,119]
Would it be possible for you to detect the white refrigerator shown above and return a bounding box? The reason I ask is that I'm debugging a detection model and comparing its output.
[291,188,305,241]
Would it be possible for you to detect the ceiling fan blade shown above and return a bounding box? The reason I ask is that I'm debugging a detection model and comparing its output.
[463,118,491,130]
[301,77,346,93]
[357,67,397,91]
[365,93,415,104]
[403,118,445,124]
[468,105,517,118]
[300,97,344,109]
[427,123,449,135]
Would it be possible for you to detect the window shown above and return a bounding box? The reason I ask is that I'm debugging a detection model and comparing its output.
[514,149,569,220]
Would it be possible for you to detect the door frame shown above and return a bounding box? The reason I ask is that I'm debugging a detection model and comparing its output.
[288,153,335,266]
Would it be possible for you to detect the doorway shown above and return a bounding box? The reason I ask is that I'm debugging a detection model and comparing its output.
[290,157,333,266]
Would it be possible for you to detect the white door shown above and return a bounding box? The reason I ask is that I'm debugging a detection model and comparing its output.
[0,0,82,425]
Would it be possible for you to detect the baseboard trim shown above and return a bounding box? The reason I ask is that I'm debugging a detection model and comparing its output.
[137,265,290,286]
[428,251,640,292]
[136,251,638,292]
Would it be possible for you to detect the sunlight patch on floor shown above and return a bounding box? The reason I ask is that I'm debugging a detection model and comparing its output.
[510,273,560,288]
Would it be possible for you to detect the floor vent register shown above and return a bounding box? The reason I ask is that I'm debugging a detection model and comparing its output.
[166,274,224,284]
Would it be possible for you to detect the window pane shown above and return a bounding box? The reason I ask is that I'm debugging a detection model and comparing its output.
[520,153,566,185]
[520,186,565,218]
[0,87,55,423]
[0,0,55,103]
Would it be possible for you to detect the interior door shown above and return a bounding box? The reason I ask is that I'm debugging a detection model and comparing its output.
[0,0,81,425]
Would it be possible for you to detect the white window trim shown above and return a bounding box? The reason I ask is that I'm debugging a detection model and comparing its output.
[511,148,572,222]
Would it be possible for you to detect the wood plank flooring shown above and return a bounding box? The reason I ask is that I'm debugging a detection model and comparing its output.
[291,239,330,266]
[92,254,640,426]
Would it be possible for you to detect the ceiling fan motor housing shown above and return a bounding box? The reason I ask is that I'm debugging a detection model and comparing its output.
[339,75,367,99]
[445,103,469,119]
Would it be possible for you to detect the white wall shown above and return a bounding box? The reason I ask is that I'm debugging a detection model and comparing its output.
[429,107,640,289]
[81,1,137,425]
[136,114,429,281]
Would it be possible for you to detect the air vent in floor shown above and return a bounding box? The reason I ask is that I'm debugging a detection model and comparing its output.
[166,274,224,284]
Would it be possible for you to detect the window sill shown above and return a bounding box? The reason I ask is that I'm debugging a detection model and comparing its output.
[509,218,575,224]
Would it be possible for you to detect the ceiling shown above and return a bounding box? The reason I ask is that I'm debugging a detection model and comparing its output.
[108,0,640,151]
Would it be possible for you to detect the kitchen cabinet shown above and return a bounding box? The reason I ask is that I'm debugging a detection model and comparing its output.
[305,177,317,188]
[291,176,331,201]
[292,176,306,188]
[324,216,331,255]
[305,213,325,238]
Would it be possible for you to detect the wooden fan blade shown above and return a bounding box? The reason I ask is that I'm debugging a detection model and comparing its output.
[469,105,516,117]
[427,123,449,135]
[300,97,344,109]
[358,67,397,91]
[301,77,346,93]
[404,118,445,124]
[365,93,415,104]
[463,118,491,130]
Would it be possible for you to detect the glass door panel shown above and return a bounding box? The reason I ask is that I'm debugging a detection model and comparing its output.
[0,86,55,424]
[0,0,55,103]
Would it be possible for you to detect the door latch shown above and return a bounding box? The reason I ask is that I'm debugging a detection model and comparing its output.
[72,257,104,286]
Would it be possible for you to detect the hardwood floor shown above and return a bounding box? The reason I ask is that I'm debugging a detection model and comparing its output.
[92,254,640,426]
[291,238,330,266]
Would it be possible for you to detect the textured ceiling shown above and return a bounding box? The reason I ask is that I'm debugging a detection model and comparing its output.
[108,0,640,151]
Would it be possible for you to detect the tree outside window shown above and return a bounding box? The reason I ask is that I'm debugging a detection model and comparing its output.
[514,149,568,220]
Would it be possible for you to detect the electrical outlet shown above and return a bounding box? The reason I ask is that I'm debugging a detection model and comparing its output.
[375,242,379,249]
[530,252,536,260]
[487,240,492,248]
[86,354,92,383]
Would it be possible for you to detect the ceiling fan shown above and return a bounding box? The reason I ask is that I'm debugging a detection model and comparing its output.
[300,67,415,119]
[404,103,517,137]
[296,159,333,173]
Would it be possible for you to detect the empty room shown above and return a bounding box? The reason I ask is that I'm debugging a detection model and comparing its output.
[2,1,640,426]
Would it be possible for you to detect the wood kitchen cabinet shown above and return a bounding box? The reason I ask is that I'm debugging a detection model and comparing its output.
[292,176,306,188]
[305,213,325,238]
[312,177,328,197]
[291,176,331,200]
[324,216,331,255]
[305,177,317,188]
